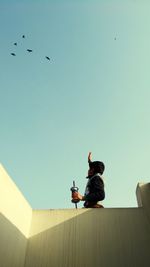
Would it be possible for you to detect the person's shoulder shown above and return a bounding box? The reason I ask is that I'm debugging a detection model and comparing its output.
[95,173,102,178]
[93,173,104,183]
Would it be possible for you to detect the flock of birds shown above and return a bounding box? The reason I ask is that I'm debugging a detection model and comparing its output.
[11,35,50,61]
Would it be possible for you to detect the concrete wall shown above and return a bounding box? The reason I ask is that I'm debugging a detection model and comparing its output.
[136,182,150,221]
[0,164,32,237]
[0,213,27,267]
[1,164,150,267]
[0,164,32,267]
[25,207,150,267]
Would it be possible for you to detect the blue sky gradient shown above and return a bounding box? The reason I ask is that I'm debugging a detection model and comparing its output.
[1,0,150,208]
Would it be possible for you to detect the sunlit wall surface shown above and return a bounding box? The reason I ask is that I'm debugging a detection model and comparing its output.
[0,164,32,267]
[0,165,150,267]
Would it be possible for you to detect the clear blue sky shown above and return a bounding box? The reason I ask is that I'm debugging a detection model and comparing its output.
[0,0,150,209]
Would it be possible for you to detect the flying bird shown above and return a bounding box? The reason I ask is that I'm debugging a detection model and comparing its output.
[45,56,50,60]
[11,53,16,56]
[22,35,25,38]
[27,49,33,52]
[14,42,17,46]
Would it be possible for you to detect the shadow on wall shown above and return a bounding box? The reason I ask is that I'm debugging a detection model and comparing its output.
[0,213,27,267]
[25,208,150,267]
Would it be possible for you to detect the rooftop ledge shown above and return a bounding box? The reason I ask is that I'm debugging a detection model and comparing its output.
[0,163,150,237]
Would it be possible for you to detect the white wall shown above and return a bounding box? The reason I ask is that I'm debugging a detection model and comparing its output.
[0,164,32,237]
[1,164,150,267]
[0,164,32,267]
[25,206,150,267]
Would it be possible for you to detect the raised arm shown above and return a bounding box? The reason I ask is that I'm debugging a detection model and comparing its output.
[88,152,92,163]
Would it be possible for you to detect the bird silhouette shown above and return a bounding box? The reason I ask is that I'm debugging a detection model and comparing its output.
[27,49,33,52]
[45,56,50,60]
[14,42,17,46]
[11,53,16,56]
[22,35,25,38]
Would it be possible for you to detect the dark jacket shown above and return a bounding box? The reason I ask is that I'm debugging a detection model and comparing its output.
[84,173,105,207]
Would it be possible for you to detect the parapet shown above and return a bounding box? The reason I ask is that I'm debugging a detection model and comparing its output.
[1,164,150,267]
[136,182,150,221]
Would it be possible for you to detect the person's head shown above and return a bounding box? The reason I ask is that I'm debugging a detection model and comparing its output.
[88,161,105,177]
